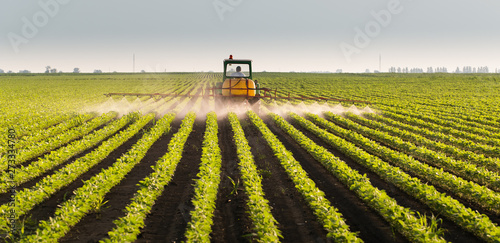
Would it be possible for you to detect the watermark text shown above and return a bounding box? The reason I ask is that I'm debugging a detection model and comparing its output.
[213,0,243,21]
[8,0,72,53]
[340,0,410,62]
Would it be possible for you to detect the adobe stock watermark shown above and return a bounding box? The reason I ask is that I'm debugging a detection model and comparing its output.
[340,0,411,63]
[7,0,71,53]
[213,0,243,21]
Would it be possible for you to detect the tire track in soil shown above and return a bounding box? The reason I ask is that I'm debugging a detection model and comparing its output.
[287,116,482,243]
[240,114,328,243]
[20,121,149,238]
[210,115,253,243]
[264,116,409,243]
[135,119,205,242]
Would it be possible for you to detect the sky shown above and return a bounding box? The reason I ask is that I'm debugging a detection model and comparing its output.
[1,0,500,73]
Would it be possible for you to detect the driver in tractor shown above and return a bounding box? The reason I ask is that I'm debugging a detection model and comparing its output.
[230,66,245,77]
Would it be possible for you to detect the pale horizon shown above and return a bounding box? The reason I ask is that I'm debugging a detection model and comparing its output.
[2,0,500,73]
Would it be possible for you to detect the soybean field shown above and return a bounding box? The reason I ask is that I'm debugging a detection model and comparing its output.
[1,72,500,242]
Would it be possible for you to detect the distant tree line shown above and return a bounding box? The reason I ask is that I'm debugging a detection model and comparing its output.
[454,66,489,74]
[1,66,499,74]
[0,66,96,74]
[388,66,495,74]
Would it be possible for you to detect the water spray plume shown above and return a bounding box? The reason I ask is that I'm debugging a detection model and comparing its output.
[85,96,375,119]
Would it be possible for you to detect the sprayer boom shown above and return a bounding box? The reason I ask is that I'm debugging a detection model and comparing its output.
[104,87,371,105]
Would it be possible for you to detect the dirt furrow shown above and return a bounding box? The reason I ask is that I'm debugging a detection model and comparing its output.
[287,116,481,243]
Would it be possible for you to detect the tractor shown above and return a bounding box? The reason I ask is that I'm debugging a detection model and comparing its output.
[104,55,371,112]
[212,55,270,113]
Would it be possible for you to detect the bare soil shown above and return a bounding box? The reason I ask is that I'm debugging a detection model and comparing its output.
[287,115,483,243]
[5,100,494,242]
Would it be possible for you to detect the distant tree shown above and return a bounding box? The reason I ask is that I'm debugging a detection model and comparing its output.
[7,70,13,74]
[435,67,448,73]
[462,66,473,73]
[455,67,461,73]
[94,69,102,73]
[141,70,146,73]
[18,70,31,73]
[336,69,343,73]
[73,68,80,73]
[50,68,57,73]
[0,69,4,73]
[410,68,423,73]
[481,66,489,73]
[45,66,51,73]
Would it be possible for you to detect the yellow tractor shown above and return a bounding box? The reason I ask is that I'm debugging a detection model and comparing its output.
[212,55,269,112]
[105,55,371,113]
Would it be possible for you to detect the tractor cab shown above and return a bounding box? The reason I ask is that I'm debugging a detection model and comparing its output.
[215,55,260,96]
[224,59,251,79]
[104,55,372,111]
[214,55,263,111]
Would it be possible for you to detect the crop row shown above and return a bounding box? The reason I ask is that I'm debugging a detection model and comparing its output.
[0,113,136,193]
[328,112,500,193]
[362,112,500,173]
[2,113,75,141]
[0,112,117,172]
[431,108,500,129]
[248,110,363,242]
[430,109,500,133]
[0,114,95,156]
[295,111,500,242]
[20,112,174,242]
[381,107,500,150]
[184,112,221,242]
[307,112,500,215]
[391,100,500,131]
[104,112,195,242]
[0,112,153,234]
[380,109,500,157]
[271,110,445,242]
[228,112,281,242]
